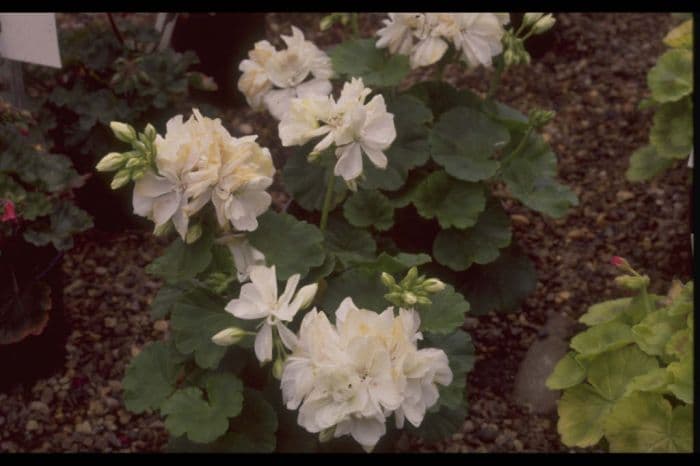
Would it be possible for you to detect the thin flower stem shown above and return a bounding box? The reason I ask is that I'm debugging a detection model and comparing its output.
[501,126,533,167]
[486,61,504,101]
[319,164,336,232]
[639,284,654,314]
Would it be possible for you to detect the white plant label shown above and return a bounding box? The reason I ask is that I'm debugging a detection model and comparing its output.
[0,13,62,68]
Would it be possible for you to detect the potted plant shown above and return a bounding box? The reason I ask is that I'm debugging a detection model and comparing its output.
[0,98,93,391]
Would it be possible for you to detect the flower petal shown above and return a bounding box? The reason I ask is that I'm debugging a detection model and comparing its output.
[254,322,273,363]
[334,142,363,181]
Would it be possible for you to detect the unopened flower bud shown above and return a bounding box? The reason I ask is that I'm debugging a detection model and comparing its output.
[401,267,419,287]
[611,256,635,275]
[185,224,203,244]
[528,109,556,128]
[272,358,285,380]
[319,15,335,31]
[96,152,124,172]
[125,157,143,169]
[130,166,147,180]
[110,121,137,143]
[110,169,131,190]
[523,13,545,27]
[132,140,148,153]
[144,123,157,141]
[615,275,650,290]
[319,426,335,443]
[211,327,248,346]
[531,14,556,35]
[295,283,319,309]
[402,291,418,305]
[422,278,446,293]
[416,296,432,306]
[153,221,173,237]
[381,272,396,288]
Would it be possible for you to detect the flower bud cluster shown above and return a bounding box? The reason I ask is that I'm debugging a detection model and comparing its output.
[97,122,157,189]
[382,266,446,307]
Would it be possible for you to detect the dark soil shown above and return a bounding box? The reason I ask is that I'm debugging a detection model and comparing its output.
[0,13,691,453]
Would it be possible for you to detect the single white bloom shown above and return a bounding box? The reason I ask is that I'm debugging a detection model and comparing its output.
[215,233,266,282]
[410,13,451,68]
[239,26,333,120]
[375,13,424,56]
[225,265,318,363]
[449,13,507,68]
[210,135,275,232]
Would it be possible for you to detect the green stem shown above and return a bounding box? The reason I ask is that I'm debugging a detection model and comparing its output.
[501,126,533,166]
[639,286,654,314]
[351,13,360,39]
[319,165,336,232]
[486,61,504,101]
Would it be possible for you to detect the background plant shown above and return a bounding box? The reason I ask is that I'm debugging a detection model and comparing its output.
[546,258,693,452]
[626,17,693,182]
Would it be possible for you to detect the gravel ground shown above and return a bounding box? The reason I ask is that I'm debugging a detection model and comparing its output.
[0,13,692,453]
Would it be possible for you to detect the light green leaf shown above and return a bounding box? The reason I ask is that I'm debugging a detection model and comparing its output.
[557,384,615,448]
[647,48,693,103]
[282,149,347,211]
[603,392,692,452]
[343,190,394,231]
[430,107,509,182]
[500,133,578,218]
[361,94,432,191]
[458,246,537,315]
[667,356,693,404]
[569,321,634,357]
[665,328,692,359]
[624,368,672,396]
[170,289,239,369]
[650,97,693,159]
[433,200,511,271]
[632,308,686,356]
[146,231,214,284]
[579,298,632,326]
[248,211,326,280]
[586,345,659,401]
[663,19,693,48]
[546,352,587,390]
[416,285,470,334]
[122,341,185,414]
[329,39,410,87]
[412,171,486,229]
[626,145,675,182]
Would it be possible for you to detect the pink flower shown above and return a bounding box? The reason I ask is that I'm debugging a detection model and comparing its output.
[611,256,625,267]
[1,200,17,222]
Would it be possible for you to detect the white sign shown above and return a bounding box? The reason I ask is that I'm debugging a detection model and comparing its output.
[0,13,62,68]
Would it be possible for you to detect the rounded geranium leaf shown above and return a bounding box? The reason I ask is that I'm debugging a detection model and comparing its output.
[433,200,511,271]
[330,39,410,88]
[626,145,675,182]
[557,384,614,448]
[412,171,486,229]
[546,352,587,390]
[146,230,214,284]
[416,284,470,335]
[586,345,659,401]
[282,149,347,211]
[663,19,693,49]
[343,190,395,231]
[647,48,693,103]
[324,216,377,267]
[429,106,510,182]
[569,321,634,357]
[650,97,693,159]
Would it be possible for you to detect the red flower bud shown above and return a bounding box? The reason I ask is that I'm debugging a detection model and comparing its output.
[1,200,17,222]
[19,127,29,137]
[611,256,625,267]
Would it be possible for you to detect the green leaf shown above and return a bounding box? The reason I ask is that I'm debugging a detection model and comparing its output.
[357,252,432,275]
[433,200,511,271]
[500,133,578,218]
[330,39,410,87]
[458,246,537,315]
[586,345,659,401]
[429,106,510,182]
[360,94,432,191]
[170,289,239,369]
[324,217,376,267]
[666,356,693,404]
[663,19,693,48]
[603,392,692,452]
[624,368,672,396]
[17,192,52,221]
[416,285,470,334]
[569,321,634,357]
[248,211,326,280]
[632,308,686,356]
[650,97,693,159]
[665,328,691,360]
[546,352,587,390]
[407,81,481,118]
[150,283,187,319]
[122,341,185,414]
[626,145,675,182]
[557,384,615,448]
[579,298,632,327]
[282,150,347,211]
[22,200,93,251]
[412,171,486,229]
[162,373,245,444]
[481,100,530,132]
[343,190,394,231]
[319,268,388,315]
[647,48,693,103]
[146,231,214,284]
[423,330,475,410]
[410,405,467,443]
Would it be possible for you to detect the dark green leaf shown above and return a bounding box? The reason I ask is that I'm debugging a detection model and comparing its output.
[649,97,693,159]
[412,171,486,229]
[330,39,410,87]
[146,231,214,284]
[324,217,377,267]
[282,149,347,211]
[343,190,394,231]
[417,285,470,334]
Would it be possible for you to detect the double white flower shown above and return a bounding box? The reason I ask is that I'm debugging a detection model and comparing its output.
[224,265,318,363]
[281,298,452,452]
[131,109,274,241]
[238,26,334,120]
[279,78,397,183]
[376,13,510,69]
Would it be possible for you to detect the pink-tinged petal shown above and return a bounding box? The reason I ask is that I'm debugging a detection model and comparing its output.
[254,323,273,363]
[1,200,17,222]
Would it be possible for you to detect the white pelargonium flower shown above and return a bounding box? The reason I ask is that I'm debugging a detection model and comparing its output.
[278,78,397,183]
[238,26,333,120]
[448,13,508,68]
[375,13,424,55]
[210,135,275,232]
[215,233,266,282]
[280,297,452,452]
[225,265,318,363]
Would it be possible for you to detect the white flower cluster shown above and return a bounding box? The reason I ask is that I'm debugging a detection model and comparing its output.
[376,13,510,69]
[131,109,273,279]
[278,78,396,183]
[282,298,452,452]
[238,26,334,120]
